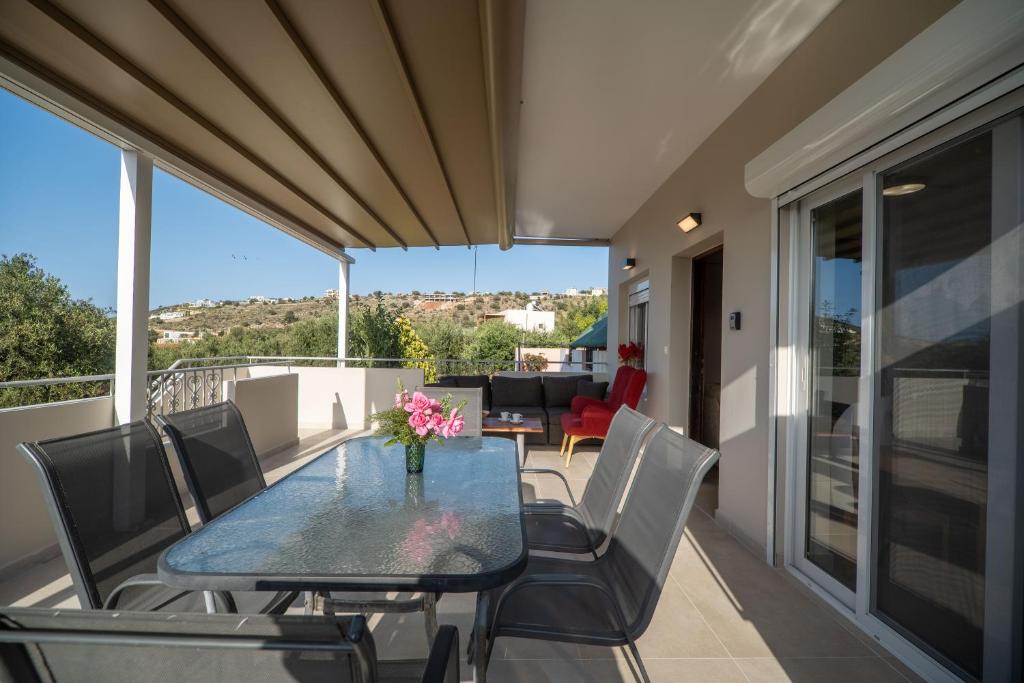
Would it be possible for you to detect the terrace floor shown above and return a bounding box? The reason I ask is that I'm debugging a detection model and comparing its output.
[0,434,922,683]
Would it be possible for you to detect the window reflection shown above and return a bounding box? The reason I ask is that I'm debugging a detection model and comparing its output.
[806,191,862,591]
[875,129,994,679]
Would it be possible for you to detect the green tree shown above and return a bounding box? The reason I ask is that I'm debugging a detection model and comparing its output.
[416,318,466,375]
[0,254,116,407]
[395,316,436,382]
[556,297,607,343]
[285,314,338,357]
[464,321,520,371]
[347,300,401,364]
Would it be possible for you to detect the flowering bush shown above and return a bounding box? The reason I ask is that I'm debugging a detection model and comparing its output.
[618,341,644,368]
[371,380,466,447]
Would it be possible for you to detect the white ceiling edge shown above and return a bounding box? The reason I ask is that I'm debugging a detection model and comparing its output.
[745,0,1024,200]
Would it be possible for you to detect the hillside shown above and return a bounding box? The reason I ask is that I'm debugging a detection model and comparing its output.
[150,290,607,337]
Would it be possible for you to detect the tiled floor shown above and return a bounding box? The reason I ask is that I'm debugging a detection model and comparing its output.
[0,435,922,683]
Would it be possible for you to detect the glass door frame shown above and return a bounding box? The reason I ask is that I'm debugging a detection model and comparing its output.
[789,175,866,610]
[777,86,1024,683]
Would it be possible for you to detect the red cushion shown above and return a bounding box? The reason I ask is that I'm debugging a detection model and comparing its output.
[569,367,647,418]
[560,407,613,438]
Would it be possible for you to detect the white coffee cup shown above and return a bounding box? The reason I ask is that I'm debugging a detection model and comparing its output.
[500,411,510,421]
[511,412,523,423]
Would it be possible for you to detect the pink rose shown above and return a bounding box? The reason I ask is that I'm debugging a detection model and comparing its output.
[428,411,445,432]
[441,408,465,438]
[407,410,430,436]
[394,389,410,407]
[404,391,432,413]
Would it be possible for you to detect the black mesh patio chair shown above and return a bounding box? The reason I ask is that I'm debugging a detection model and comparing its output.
[471,425,720,683]
[522,405,655,557]
[17,421,293,615]
[0,607,460,683]
[160,402,437,647]
[156,401,266,523]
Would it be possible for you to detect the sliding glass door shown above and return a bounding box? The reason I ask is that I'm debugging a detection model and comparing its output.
[784,100,1024,681]
[793,185,863,603]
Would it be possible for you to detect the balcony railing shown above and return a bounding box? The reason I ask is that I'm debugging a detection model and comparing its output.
[1,355,606,416]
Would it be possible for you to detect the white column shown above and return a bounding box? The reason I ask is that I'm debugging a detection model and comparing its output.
[114,150,153,424]
[337,258,350,365]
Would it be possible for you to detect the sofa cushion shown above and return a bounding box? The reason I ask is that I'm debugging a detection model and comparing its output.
[542,374,592,408]
[491,375,543,408]
[449,375,491,411]
[577,380,609,400]
[426,377,458,388]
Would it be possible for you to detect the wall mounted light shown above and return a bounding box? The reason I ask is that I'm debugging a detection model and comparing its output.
[677,213,702,232]
[622,257,636,271]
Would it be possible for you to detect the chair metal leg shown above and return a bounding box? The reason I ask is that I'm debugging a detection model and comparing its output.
[423,592,439,646]
[472,591,490,683]
[303,591,318,615]
[626,637,651,683]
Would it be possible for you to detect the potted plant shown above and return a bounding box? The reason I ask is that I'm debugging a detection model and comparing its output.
[371,381,466,473]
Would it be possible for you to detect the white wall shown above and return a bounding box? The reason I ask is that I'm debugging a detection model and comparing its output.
[225,373,299,456]
[605,0,956,555]
[0,397,114,573]
[247,366,424,430]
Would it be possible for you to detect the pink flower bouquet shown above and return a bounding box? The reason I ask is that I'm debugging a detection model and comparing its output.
[371,380,466,472]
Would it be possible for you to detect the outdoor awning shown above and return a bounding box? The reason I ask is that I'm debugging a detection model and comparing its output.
[570,314,606,349]
[0,0,524,253]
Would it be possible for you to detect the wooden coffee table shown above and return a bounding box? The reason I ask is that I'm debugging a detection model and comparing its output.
[482,416,544,467]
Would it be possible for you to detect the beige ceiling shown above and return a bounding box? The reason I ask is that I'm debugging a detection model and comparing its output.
[0,0,525,252]
[514,0,840,240]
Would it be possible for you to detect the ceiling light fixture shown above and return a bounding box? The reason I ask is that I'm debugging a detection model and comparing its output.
[677,213,702,232]
[882,182,926,197]
[622,257,636,271]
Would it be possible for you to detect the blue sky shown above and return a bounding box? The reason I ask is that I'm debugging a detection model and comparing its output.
[0,89,607,311]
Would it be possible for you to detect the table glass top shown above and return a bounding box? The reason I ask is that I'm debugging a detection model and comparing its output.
[160,436,524,590]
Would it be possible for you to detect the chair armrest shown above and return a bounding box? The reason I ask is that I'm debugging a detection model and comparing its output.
[103,573,191,610]
[520,467,578,506]
[421,624,460,683]
[570,395,607,415]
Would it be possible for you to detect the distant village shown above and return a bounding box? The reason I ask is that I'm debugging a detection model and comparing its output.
[149,287,606,345]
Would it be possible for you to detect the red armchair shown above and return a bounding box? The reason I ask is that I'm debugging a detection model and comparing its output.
[560,367,647,466]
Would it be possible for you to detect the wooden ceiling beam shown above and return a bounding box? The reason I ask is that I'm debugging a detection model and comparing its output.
[372,0,473,247]
[146,0,407,249]
[264,0,439,249]
[23,0,376,249]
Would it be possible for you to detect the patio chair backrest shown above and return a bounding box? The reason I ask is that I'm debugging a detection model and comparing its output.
[158,401,266,523]
[16,422,190,610]
[0,607,374,682]
[416,386,483,437]
[576,406,655,541]
[601,425,719,637]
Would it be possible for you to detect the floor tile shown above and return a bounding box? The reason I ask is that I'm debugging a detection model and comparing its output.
[577,580,729,660]
[583,657,748,683]
[735,656,912,682]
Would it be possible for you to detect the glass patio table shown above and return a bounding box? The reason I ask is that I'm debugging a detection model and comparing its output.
[158,435,527,595]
